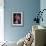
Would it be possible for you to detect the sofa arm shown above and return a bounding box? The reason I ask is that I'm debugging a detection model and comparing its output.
[17,37,25,46]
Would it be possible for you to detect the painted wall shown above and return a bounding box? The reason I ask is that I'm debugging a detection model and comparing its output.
[40,0,46,27]
[4,0,40,42]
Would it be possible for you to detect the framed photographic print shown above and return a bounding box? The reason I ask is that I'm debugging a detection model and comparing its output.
[12,11,23,26]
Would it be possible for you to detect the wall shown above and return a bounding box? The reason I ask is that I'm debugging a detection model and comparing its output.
[40,0,46,27]
[4,0,40,42]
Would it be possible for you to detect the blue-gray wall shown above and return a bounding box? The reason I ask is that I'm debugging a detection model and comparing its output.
[4,0,40,42]
[40,0,46,27]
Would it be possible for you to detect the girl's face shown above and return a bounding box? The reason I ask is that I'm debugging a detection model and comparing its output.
[15,15,21,21]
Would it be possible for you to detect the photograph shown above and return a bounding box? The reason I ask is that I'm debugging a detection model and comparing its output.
[12,12,23,26]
